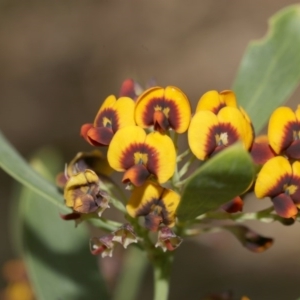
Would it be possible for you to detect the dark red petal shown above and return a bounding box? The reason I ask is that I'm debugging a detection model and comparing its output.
[144,214,163,231]
[153,110,169,132]
[244,229,273,253]
[119,78,136,99]
[250,141,276,165]
[60,212,81,220]
[221,196,243,213]
[285,139,300,159]
[122,164,150,186]
[87,127,114,146]
[80,123,93,142]
[271,193,298,218]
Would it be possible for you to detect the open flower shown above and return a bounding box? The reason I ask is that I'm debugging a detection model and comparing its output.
[268,106,300,159]
[64,169,109,216]
[135,86,191,133]
[81,95,135,146]
[255,156,300,218]
[188,106,253,160]
[196,90,237,114]
[126,181,180,231]
[107,126,176,186]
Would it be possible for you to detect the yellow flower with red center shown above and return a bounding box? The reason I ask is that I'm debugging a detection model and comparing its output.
[107,126,176,186]
[81,95,135,146]
[134,86,191,133]
[188,106,253,160]
[255,156,300,218]
[126,181,180,231]
[268,106,300,159]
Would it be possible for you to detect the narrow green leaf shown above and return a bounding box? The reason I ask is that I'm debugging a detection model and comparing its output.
[0,131,68,212]
[233,5,300,133]
[177,143,255,221]
[17,148,109,300]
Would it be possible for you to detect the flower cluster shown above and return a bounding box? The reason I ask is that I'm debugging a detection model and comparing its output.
[59,79,299,257]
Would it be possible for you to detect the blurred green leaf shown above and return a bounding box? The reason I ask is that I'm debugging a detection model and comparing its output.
[16,148,109,300]
[0,131,67,212]
[113,247,147,300]
[233,5,300,133]
[177,143,255,221]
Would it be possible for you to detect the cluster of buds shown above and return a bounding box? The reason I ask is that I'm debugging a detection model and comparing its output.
[57,78,299,257]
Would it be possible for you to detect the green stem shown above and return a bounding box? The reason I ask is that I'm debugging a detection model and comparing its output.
[152,252,173,300]
[113,247,148,300]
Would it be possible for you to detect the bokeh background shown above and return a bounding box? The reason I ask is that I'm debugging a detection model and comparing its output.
[1,1,300,299]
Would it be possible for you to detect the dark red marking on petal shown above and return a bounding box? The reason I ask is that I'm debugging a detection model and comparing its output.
[212,103,226,115]
[285,139,300,159]
[250,141,276,165]
[289,175,300,204]
[221,196,243,213]
[87,127,114,146]
[142,98,181,131]
[153,110,169,132]
[281,121,299,152]
[94,108,119,133]
[271,193,298,218]
[122,164,150,186]
[265,175,290,198]
[120,143,159,178]
[164,99,181,131]
[142,98,165,126]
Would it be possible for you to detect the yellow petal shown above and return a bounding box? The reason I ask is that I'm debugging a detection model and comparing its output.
[188,110,219,160]
[219,90,237,107]
[255,156,292,198]
[135,87,165,128]
[64,170,99,208]
[93,95,117,126]
[196,90,221,113]
[127,181,161,218]
[160,188,180,227]
[114,96,136,129]
[126,181,180,227]
[217,107,253,149]
[164,86,191,133]
[268,106,296,154]
[107,126,146,171]
[145,131,176,183]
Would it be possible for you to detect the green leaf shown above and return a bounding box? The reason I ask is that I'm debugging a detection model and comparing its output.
[177,143,255,221]
[16,148,109,300]
[233,5,300,133]
[0,131,67,212]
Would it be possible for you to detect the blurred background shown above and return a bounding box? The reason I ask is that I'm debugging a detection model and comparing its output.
[1,0,300,299]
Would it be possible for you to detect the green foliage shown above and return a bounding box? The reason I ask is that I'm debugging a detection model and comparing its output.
[15,148,109,300]
[177,143,255,221]
[0,131,67,212]
[233,5,300,133]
